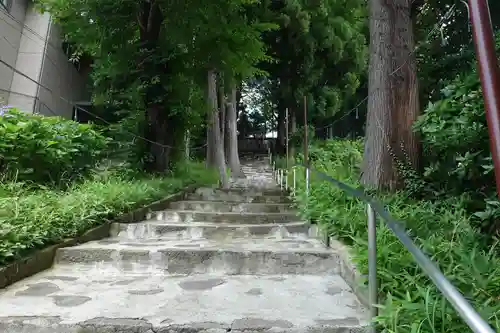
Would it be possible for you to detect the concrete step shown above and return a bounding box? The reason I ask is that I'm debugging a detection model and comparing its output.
[195,187,284,196]
[189,188,289,203]
[168,201,293,213]
[110,221,311,240]
[146,210,297,224]
[241,170,273,176]
[0,272,368,333]
[54,237,340,275]
[242,171,273,175]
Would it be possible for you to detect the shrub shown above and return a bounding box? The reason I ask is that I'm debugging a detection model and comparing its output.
[289,139,500,333]
[0,161,218,265]
[413,70,491,197]
[0,106,108,185]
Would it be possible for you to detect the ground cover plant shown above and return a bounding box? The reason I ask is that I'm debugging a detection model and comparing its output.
[287,139,500,333]
[0,160,217,265]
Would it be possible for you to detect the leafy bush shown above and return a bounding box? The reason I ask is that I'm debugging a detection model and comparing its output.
[0,161,217,265]
[290,139,500,333]
[413,70,491,197]
[0,106,108,185]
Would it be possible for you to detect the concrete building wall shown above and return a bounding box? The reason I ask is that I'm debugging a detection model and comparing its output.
[0,0,28,104]
[37,24,90,118]
[8,1,50,112]
[1,1,90,119]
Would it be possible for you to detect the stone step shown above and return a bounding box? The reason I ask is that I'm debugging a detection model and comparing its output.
[196,187,284,196]
[146,210,297,224]
[110,221,311,240]
[241,170,273,175]
[0,272,368,333]
[169,201,292,213]
[187,192,289,203]
[54,237,340,275]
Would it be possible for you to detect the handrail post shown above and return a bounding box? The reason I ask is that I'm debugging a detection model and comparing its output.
[293,167,296,196]
[468,0,500,198]
[367,203,378,333]
[285,169,288,190]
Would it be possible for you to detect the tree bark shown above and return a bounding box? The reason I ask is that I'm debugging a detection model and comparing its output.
[391,0,420,172]
[276,98,286,155]
[208,69,229,188]
[206,78,216,167]
[361,0,398,190]
[184,130,190,161]
[218,74,226,155]
[137,0,173,173]
[227,84,245,178]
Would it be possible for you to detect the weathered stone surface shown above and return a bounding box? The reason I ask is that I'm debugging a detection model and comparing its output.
[232,317,294,330]
[169,201,292,213]
[0,274,367,332]
[179,277,226,291]
[0,160,368,333]
[148,210,299,225]
[52,295,91,307]
[15,282,60,296]
[55,245,341,275]
[245,288,263,295]
[128,288,164,295]
[110,221,310,240]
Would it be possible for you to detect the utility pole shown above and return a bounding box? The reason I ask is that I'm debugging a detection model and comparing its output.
[469,0,500,198]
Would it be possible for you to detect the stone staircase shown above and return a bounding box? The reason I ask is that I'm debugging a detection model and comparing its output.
[0,159,368,333]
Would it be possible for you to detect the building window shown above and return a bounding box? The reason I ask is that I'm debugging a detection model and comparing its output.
[62,41,81,72]
[1,0,11,11]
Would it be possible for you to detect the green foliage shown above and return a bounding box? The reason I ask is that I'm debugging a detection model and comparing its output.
[0,161,217,265]
[414,69,490,196]
[289,140,500,333]
[411,33,500,235]
[39,0,274,171]
[289,124,315,148]
[261,0,367,126]
[0,107,108,185]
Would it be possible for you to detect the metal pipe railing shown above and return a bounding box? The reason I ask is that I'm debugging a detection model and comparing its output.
[271,155,495,333]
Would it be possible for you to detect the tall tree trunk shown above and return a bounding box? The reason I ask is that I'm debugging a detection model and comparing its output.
[218,74,226,155]
[276,98,286,155]
[206,78,216,167]
[184,130,190,161]
[138,0,172,173]
[391,0,420,173]
[206,119,216,167]
[361,0,398,190]
[224,114,231,159]
[289,109,297,160]
[227,84,245,178]
[208,69,229,188]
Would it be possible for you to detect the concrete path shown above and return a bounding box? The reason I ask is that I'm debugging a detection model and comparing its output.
[0,158,368,332]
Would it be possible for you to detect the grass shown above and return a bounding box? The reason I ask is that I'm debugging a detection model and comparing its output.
[0,161,217,266]
[283,139,500,333]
